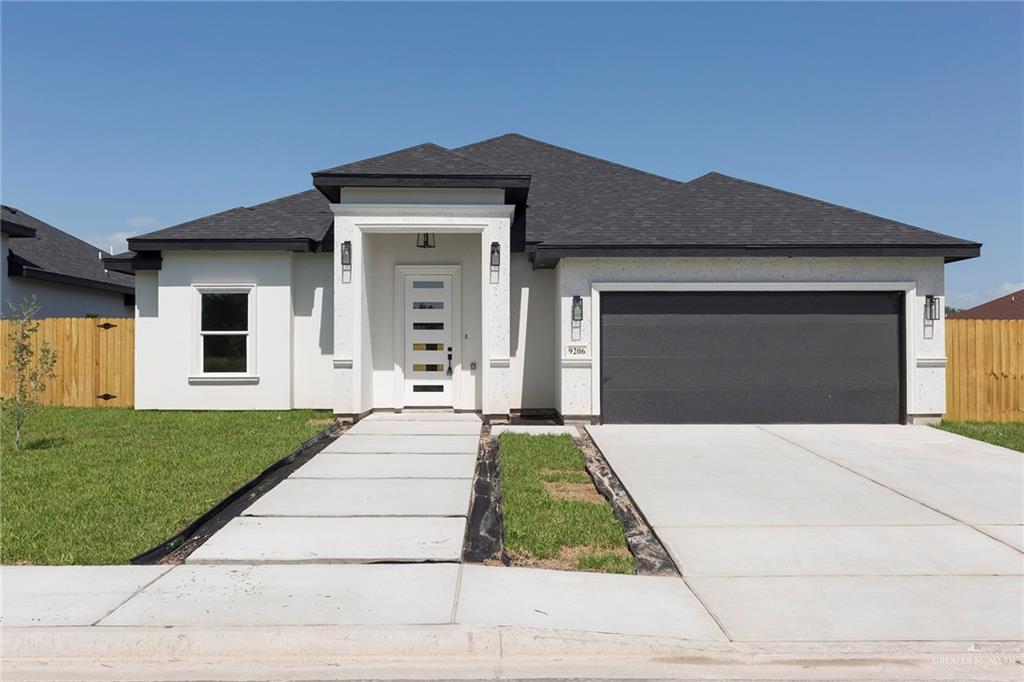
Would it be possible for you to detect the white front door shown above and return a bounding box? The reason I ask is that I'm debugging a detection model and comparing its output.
[403,273,454,406]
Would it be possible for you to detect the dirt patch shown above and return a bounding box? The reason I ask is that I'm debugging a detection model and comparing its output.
[541,480,607,504]
[510,545,633,571]
[305,418,336,427]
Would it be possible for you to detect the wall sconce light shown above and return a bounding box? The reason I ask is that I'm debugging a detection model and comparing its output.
[416,233,436,249]
[571,295,584,322]
[925,295,941,321]
[340,241,352,270]
[490,242,500,268]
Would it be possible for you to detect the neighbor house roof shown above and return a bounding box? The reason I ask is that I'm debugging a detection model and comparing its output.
[114,133,980,267]
[3,205,134,294]
[952,289,1024,320]
[1,205,39,238]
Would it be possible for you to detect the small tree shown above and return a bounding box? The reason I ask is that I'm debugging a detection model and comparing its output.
[2,297,57,450]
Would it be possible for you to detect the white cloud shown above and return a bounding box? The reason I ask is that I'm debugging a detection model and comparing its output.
[948,292,979,308]
[996,281,1024,294]
[84,230,136,255]
[125,216,159,229]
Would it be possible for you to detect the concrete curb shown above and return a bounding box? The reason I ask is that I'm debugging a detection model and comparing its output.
[4,625,1021,681]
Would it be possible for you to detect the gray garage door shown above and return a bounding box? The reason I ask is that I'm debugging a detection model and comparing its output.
[600,291,903,424]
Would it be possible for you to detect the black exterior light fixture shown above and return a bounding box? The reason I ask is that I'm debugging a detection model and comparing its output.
[340,241,352,272]
[571,295,584,322]
[416,233,436,249]
[925,295,941,321]
[490,241,501,268]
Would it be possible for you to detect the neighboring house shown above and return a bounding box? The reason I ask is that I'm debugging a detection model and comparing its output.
[951,289,1023,320]
[105,134,980,423]
[2,205,135,318]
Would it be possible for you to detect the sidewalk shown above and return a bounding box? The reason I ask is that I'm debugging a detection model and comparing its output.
[4,564,1020,681]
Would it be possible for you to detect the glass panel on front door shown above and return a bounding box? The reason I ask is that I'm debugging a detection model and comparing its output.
[404,274,454,407]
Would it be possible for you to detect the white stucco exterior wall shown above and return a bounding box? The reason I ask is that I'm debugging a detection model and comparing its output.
[1,234,132,318]
[291,253,334,408]
[509,253,556,411]
[134,251,333,410]
[555,256,947,420]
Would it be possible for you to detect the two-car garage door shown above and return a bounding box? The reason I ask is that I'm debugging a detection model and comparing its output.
[600,291,904,424]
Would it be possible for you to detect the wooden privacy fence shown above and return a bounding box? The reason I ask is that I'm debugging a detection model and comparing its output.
[945,319,1023,422]
[1,317,134,407]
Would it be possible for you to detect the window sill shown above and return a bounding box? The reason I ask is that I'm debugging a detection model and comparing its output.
[188,375,260,386]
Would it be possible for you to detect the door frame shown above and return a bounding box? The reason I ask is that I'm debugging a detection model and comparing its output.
[393,264,462,408]
[590,281,916,423]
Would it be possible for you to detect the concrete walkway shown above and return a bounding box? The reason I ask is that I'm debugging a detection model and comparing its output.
[188,412,481,563]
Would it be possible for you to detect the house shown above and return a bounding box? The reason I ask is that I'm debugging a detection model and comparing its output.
[951,289,1023,320]
[2,205,135,318]
[104,134,980,424]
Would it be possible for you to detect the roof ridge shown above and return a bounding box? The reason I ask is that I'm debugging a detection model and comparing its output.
[694,172,980,246]
[316,140,506,176]
[455,133,689,187]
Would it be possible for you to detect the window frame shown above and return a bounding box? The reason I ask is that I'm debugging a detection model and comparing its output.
[191,284,257,382]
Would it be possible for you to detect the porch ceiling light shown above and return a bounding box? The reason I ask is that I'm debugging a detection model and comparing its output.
[416,233,436,249]
[572,295,584,322]
[490,241,500,267]
[925,295,941,321]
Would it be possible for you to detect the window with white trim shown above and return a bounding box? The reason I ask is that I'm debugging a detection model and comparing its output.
[197,287,253,374]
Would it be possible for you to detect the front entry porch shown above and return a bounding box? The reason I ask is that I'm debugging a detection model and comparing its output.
[330,201,514,418]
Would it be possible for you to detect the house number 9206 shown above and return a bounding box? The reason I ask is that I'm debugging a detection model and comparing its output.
[565,345,589,357]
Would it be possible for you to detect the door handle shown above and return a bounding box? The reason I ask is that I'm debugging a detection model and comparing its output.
[447,347,453,376]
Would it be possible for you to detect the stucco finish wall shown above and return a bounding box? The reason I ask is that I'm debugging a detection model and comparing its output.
[510,253,556,410]
[1,234,131,318]
[135,251,332,410]
[555,256,947,420]
[291,254,334,408]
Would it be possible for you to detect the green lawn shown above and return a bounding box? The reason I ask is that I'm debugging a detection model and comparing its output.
[1,407,331,565]
[499,433,634,574]
[935,421,1024,453]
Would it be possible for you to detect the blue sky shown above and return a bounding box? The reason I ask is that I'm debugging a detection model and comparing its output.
[2,2,1021,306]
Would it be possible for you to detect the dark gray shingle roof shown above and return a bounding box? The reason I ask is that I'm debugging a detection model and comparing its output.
[129,133,979,259]
[455,134,979,251]
[2,205,134,290]
[129,190,332,246]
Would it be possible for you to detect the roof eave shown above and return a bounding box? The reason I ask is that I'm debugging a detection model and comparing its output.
[10,264,134,294]
[533,243,982,264]
[126,237,322,252]
[1,220,38,238]
[311,173,531,202]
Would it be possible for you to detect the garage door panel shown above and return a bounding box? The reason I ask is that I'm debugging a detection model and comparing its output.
[602,356,897,392]
[602,388,899,424]
[600,292,903,424]
[602,318,897,357]
[602,291,900,316]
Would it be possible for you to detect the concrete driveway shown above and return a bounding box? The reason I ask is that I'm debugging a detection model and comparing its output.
[587,424,1024,642]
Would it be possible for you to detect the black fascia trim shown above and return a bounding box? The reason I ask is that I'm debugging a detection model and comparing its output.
[14,265,134,295]
[127,238,318,252]
[534,243,981,262]
[1,220,37,238]
[312,173,531,202]
[103,251,163,274]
